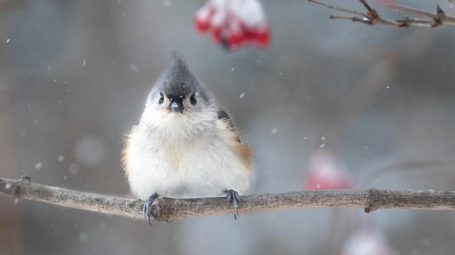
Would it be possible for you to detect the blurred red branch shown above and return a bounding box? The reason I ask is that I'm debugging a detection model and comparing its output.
[1,176,455,223]
[309,0,455,28]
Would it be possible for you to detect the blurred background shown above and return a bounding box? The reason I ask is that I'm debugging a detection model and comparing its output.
[1,0,455,254]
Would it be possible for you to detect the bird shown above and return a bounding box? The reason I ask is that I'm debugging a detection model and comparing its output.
[122,52,252,223]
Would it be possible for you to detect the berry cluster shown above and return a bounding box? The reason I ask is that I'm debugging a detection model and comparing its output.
[195,0,270,50]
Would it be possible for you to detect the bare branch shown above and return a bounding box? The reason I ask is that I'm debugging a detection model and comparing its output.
[307,0,365,16]
[308,0,455,28]
[1,177,455,223]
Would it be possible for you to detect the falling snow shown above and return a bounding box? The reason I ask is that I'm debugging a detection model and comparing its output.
[35,162,43,169]
[239,92,245,99]
[79,232,88,242]
[6,38,10,44]
[82,59,87,66]
[162,0,171,7]
[130,64,140,73]
[75,135,106,167]
[58,155,65,162]
[270,128,278,135]
[68,164,80,175]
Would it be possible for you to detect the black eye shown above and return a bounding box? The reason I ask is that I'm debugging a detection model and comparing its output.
[190,93,197,105]
[158,92,164,104]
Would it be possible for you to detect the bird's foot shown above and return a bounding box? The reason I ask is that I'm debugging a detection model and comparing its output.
[224,189,240,220]
[143,193,159,225]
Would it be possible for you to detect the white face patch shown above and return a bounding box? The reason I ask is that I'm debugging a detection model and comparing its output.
[140,101,219,141]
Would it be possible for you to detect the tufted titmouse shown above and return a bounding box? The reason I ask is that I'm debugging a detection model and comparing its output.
[122,52,252,222]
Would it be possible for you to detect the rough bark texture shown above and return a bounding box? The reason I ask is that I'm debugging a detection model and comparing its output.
[1,177,455,222]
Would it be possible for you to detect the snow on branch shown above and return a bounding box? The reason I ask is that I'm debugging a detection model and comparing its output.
[309,0,455,28]
[1,176,455,223]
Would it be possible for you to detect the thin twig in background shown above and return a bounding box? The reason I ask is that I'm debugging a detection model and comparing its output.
[308,0,455,28]
[1,177,455,223]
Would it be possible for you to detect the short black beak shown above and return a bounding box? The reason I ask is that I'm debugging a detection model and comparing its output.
[168,96,184,113]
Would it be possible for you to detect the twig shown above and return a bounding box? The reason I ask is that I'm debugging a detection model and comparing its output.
[308,0,455,28]
[1,176,455,222]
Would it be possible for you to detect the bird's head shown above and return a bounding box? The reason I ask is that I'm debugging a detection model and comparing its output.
[140,52,218,137]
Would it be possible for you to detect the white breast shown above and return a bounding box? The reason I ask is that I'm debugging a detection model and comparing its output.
[125,121,251,200]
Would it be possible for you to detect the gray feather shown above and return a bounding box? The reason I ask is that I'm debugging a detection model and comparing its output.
[218,109,241,142]
[156,51,211,104]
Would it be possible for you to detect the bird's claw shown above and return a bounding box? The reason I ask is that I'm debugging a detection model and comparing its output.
[224,189,240,220]
[143,193,159,225]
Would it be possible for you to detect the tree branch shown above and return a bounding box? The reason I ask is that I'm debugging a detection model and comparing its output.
[309,0,455,28]
[1,176,455,222]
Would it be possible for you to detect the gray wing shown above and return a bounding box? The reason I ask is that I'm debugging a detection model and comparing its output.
[218,109,241,142]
